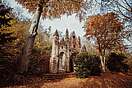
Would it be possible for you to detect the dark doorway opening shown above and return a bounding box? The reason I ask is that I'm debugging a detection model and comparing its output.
[69,52,78,72]
[69,58,73,72]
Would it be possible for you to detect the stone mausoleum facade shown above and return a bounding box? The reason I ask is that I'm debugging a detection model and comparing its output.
[50,29,82,73]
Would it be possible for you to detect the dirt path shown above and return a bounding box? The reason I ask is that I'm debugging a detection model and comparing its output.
[2,73,132,88]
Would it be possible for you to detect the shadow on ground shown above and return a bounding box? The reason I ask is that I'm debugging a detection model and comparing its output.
[0,72,132,88]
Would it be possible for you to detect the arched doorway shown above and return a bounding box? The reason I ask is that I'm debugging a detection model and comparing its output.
[58,52,65,73]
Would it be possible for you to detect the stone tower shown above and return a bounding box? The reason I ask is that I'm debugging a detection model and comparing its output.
[69,31,81,52]
[77,36,81,52]
[70,31,77,50]
[50,30,59,73]
[64,29,70,72]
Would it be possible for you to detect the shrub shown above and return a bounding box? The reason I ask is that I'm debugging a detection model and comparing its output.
[0,57,16,84]
[28,48,50,75]
[126,55,132,72]
[74,52,101,78]
[106,52,129,72]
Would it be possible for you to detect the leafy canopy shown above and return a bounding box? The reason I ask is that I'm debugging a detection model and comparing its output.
[85,12,124,52]
[16,0,85,18]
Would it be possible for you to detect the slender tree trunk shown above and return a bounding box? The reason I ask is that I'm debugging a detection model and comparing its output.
[100,55,106,72]
[100,49,106,72]
[20,0,43,73]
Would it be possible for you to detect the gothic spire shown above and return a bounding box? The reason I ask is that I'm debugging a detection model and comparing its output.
[53,30,59,36]
[78,36,81,48]
[65,28,69,39]
[78,36,81,41]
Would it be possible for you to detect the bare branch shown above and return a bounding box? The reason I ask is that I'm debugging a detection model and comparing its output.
[117,4,132,20]
[115,1,130,12]
[124,0,132,8]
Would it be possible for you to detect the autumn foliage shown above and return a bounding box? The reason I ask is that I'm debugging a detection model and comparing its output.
[16,0,85,18]
[85,12,124,53]
[85,12,124,72]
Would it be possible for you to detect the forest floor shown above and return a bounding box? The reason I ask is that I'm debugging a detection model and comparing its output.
[1,72,132,88]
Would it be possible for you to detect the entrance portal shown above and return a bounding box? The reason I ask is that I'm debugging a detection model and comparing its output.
[69,58,74,72]
[69,53,77,72]
[58,52,65,72]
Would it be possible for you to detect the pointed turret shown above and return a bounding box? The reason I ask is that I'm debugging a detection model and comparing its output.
[53,30,59,36]
[50,30,59,73]
[78,36,81,48]
[78,36,81,43]
[64,29,70,72]
[65,28,69,39]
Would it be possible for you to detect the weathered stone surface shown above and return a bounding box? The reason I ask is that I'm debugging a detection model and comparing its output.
[50,29,82,73]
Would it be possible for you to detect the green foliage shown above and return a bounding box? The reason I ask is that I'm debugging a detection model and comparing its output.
[106,52,129,72]
[74,52,101,78]
[28,47,50,75]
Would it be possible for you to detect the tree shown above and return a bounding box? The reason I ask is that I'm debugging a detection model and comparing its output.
[95,0,132,52]
[85,12,124,72]
[113,0,132,52]
[108,0,132,48]
[0,3,17,82]
[0,4,16,58]
[15,0,85,73]
[111,0,132,21]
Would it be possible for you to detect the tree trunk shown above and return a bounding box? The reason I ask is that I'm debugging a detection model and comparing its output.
[100,55,105,72]
[20,0,43,73]
[100,49,106,72]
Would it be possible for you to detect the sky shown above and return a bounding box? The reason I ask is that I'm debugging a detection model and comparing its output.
[3,0,86,37]
[2,0,132,52]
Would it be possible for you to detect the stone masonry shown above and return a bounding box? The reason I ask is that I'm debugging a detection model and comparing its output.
[50,29,81,73]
